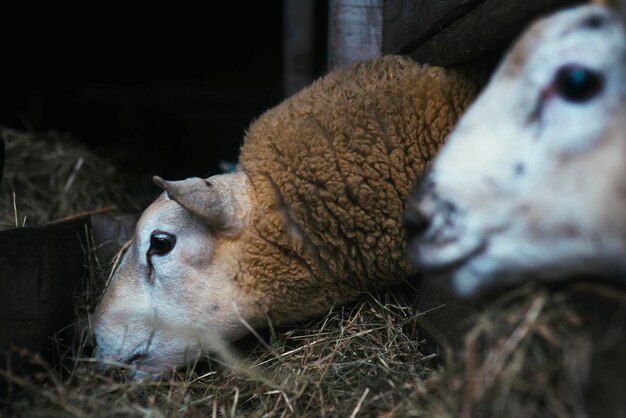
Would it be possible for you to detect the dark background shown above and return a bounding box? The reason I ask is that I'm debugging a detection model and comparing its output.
[0,3,327,187]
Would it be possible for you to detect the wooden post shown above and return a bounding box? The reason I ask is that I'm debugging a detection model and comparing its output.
[283,0,317,97]
[328,0,383,70]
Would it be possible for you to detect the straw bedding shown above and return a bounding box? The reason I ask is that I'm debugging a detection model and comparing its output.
[1,128,623,417]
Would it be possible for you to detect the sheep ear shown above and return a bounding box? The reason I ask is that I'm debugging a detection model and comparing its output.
[152,172,249,233]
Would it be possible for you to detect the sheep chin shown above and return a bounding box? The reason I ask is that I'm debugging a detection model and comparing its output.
[445,228,626,297]
[409,233,487,274]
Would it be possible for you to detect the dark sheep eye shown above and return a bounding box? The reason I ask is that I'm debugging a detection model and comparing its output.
[554,65,604,103]
[149,232,175,255]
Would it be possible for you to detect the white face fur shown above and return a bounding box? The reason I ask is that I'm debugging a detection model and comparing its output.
[405,5,626,296]
[92,173,259,378]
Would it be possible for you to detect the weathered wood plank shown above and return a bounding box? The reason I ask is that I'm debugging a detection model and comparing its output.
[283,0,316,97]
[0,212,137,377]
[408,0,584,66]
[328,0,384,70]
[0,219,88,353]
[383,0,484,55]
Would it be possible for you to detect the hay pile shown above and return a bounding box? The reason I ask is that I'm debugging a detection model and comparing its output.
[1,127,623,417]
[0,127,140,229]
[408,285,592,418]
[3,277,617,417]
[1,288,441,417]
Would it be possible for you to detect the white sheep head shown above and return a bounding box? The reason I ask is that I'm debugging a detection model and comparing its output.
[405,5,626,296]
[92,172,262,379]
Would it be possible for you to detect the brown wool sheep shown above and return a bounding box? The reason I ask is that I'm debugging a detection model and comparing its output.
[237,57,477,322]
[92,55,478,378]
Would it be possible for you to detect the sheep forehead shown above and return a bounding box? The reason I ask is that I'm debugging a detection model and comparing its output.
[134,197,201,255]
[504,6,624,82]
[451,6,626,149]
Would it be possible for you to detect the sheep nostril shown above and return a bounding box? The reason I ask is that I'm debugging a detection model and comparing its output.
[404,207,431,239]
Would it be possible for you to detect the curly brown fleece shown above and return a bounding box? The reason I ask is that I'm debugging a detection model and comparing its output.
[238,56,478,324]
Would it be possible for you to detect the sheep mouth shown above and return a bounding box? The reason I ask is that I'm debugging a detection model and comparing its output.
[407,236,487,277]
[117,346,149,366]
[94,346,164,379]
[116,348,168,380]
[93,347,146,368]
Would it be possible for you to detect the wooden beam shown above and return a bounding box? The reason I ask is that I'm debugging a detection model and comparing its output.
[328,0,384,70]
[384,0,585,67]
[283,0,316,97]
[383,0,484,55]
[409,0,585,66]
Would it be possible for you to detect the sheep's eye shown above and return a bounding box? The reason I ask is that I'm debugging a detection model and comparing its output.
[149,232,175,255]
[554,65,604,103]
